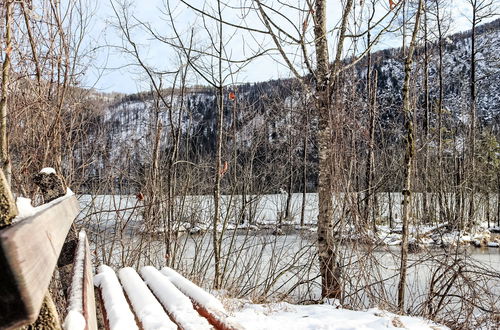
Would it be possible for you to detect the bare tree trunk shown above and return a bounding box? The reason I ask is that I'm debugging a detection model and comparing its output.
[285,109,293,223]
[388,191,394,229]
[0,0,13,184]
[232,92,243,224]
[397,0,423,313]
[422,3,430,224]
[455,151,463,228]
[486,192,490,228]
[468,6,478,230]
[497,171,500,227]
[365,70,378,232]
[213,90,224,290]
[285,170,293,222]
[212,1,224,286]
[435,0,446,225]
[300,113,308,227]
[314,0,353,299]
[314,0,339,299]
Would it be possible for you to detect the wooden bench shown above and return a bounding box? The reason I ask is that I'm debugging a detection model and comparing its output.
[0,191,98,329]
[0,170,242,330]
[94,266,244,330]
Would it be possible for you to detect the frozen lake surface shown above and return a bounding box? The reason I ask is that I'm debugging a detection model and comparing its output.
[78,194,500,325]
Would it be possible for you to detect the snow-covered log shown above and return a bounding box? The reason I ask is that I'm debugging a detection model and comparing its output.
[63,230,97,330]
[94,265,138,330]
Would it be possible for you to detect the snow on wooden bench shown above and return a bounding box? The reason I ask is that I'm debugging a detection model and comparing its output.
[118,267,177,330]
[94,265,138,330]
[63,230,98,330]
[94,265,245,330]
[140,266,212,330]
[0,192,80,329]
[161,267,244,330]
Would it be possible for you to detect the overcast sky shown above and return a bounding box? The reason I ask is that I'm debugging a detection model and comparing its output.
[81,0,498,94]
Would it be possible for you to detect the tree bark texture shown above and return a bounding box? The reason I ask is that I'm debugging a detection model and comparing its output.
[314,0,341,299]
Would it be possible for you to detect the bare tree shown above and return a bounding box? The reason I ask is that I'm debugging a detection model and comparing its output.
[398,0,423,313]
[466,0,497,229]
[251,0,400,299]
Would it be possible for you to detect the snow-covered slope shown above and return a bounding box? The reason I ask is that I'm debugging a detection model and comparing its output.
[84,19,500,193]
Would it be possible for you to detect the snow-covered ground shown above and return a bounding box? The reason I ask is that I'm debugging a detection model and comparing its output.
[94,264,449,330]
[226,300,448,330]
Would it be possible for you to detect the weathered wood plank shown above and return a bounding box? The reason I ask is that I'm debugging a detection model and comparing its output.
[63,230,98,330]
[193,304,244,330]
[83,233,97,330]
[0,195,79,329]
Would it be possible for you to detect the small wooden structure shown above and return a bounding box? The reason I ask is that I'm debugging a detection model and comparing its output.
[0,166,97,330]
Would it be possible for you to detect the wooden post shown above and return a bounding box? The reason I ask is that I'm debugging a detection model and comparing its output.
[33,169,68,203]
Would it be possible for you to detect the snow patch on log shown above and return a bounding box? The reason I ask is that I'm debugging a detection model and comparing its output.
[13,188,75,224]
[63,231,87,330]
[63,310,86,330]
[39,167,56,174]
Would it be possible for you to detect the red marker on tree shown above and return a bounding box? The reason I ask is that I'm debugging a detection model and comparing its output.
[219,161,229,176]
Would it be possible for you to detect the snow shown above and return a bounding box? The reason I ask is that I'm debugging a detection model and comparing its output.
[14,197,36,219]
[117,267,177,330]
[94,265,138,330]
[90,263,452,330]
[63,310,86,330]
[39,167,56,174]
[228,301,449,330]
[13,188,75,223]
[140,266,211,330]
[160,267,226,313]
[63,231,87,330]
